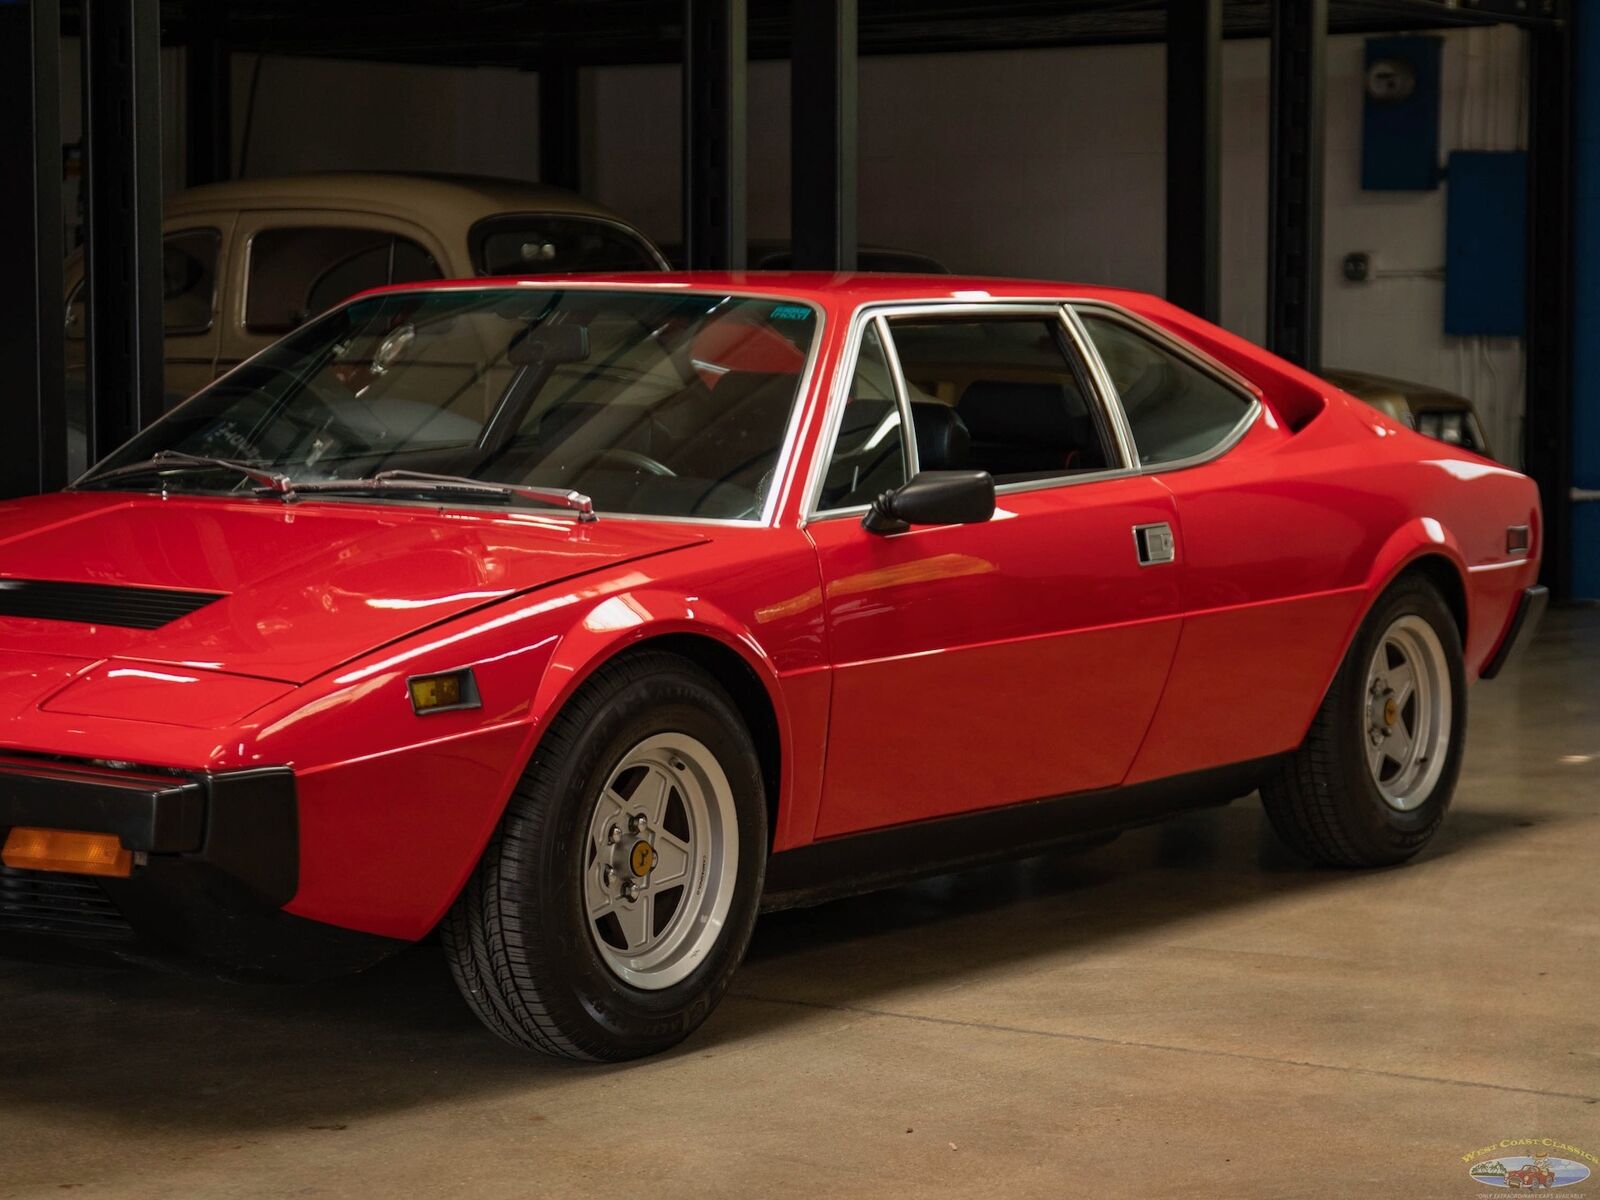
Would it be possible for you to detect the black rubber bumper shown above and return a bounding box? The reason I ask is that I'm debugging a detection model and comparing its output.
[0,758,402,978]
[1481,585,1550,680]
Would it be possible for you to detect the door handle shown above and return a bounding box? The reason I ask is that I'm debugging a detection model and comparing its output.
[1133,522,1176,566]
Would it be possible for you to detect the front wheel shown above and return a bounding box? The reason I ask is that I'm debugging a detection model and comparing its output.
[443,652,767,1060]
[1261,573,1467,867]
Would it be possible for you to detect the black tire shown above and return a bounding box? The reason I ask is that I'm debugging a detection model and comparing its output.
[442,651,767,1061]
[1261,573,1467,867]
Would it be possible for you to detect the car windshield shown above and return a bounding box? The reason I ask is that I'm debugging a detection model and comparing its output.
[84,287,821,520]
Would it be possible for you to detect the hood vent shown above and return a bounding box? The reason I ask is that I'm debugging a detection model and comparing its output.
[0,580,225,630]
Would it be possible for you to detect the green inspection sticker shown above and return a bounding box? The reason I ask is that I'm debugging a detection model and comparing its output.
[769,304,813,321]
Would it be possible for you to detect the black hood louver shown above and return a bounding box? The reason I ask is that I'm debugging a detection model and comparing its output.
[0,579,225,630]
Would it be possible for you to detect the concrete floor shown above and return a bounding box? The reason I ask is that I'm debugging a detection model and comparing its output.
[1,610,1597,1200]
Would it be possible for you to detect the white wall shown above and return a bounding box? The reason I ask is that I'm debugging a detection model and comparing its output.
[156,26,1530,457]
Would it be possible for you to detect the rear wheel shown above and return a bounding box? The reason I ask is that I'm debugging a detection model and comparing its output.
[443,651,767,1060]
[1261,574,1466,867]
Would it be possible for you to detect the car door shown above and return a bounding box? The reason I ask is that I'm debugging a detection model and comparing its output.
[1070,303,1362,784]
[804,304,1184,839]
[220,211,449,375]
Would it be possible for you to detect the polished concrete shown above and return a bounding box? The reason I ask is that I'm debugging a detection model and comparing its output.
[2,609,1596,1199]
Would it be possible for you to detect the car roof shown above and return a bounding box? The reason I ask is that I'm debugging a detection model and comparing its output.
[164,172,644,231]
[356,271,1159,313]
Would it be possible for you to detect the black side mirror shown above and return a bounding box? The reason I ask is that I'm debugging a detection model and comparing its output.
[863,470,996,535]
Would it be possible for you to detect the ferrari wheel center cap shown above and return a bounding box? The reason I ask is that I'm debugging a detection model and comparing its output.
[629,840,657,877]
[1382,696,1399,728]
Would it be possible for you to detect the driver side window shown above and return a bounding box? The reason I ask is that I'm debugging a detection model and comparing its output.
[817,323,909,511]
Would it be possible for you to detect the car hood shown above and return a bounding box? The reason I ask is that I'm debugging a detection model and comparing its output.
[0,492,705,684]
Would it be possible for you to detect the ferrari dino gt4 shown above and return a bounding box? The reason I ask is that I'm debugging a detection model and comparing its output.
[0,274,1545,1060]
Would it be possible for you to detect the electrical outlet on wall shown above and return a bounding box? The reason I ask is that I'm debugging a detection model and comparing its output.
[1343,252,1373,284]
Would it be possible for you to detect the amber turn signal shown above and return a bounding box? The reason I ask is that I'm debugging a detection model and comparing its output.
[2,827,134,878]
[407,668,480,715]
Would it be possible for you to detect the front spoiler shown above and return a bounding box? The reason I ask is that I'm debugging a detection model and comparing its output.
[0,758,401,978]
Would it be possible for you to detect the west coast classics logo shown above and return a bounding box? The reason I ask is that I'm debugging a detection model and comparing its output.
[1464,1139,1596,1190]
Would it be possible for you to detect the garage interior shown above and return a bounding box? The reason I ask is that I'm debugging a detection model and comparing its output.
[0,1,1596,1196]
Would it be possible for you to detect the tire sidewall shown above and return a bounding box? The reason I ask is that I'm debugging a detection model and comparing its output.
[1335,578,1467,853]
[514,667,766,1057]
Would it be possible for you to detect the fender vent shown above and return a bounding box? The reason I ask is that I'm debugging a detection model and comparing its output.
[0,580,224,630]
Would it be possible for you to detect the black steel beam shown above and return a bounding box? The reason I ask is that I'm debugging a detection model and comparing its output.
[1525,24,1574,598]
[184,0,231,186]
[1166,0,1222,320]
[539,60,582,191]
[83,0,166,459]
[790,0,858,271]
[682,0,747,269]
[0,0,69,499]
[1267,0,1327,371]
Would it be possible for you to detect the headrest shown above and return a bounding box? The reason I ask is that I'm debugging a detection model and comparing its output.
[910,402,970,471]
[956,381,1076,447]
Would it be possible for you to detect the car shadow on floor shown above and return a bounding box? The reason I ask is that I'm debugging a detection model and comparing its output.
[0,795,1550,1137]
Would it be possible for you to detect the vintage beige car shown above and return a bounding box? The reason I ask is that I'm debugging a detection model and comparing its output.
[64,172,667,466]
[1323,367,1493,459]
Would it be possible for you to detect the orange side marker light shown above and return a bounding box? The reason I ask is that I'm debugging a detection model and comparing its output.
[2,827,134,878]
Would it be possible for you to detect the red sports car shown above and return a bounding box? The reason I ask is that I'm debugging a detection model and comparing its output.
[0,274,1545,1060]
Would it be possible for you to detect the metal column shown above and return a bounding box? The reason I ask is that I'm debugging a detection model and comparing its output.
[1267,0,1327,371]
[0,0,69,498]
[790,0,858,272]
[184,0,231,187]
[1539,19,1580,597]
[1166,0,1222,322]
[682,0,747,270]
[83,0,166,459]
[540,60,581,191]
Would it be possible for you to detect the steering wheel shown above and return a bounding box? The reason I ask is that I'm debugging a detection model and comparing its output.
[588,448,677,477]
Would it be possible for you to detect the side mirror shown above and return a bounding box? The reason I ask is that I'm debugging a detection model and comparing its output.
[863,470,995,535]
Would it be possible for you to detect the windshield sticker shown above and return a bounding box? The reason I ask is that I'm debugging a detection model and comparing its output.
[770,304,813,322]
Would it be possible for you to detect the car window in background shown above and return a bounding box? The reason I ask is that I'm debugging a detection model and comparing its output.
[246,227,443,334]
[817,323,908,510]
[470,215,663,275]
[66,228,222,339]
[1080,313,1253,467]
[887,316,1113,484]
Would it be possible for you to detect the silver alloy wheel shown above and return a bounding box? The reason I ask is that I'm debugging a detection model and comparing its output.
[1362,614,1453,811]
[583,732,739,991]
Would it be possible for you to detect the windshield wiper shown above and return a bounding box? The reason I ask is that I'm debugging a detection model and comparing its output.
[290,469,597,521]
[78,451,296,499]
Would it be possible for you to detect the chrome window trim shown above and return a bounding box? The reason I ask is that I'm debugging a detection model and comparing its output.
[802,299,1134,522]
[877,315,920,477]
[1070,300,1264,475]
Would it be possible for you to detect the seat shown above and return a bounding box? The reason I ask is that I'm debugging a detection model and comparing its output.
[955,381,1106,478]
[909,402,970,471]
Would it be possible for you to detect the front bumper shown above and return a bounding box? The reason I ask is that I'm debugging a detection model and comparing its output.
[1481,585,1550,680]
[0,758,400,977]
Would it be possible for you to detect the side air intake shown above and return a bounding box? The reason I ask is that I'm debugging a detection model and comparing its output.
[0,580,224,630]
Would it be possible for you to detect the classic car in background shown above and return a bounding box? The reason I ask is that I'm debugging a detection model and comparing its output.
[2,273,1543,1061]
[1324,367,1494,458]
[62,172,668,470]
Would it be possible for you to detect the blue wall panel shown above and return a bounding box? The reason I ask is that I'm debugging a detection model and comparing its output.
[1361,37,1442,191]
[1444,151,1527,337]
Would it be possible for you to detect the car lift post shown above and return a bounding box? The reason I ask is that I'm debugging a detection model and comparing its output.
[184,0,231,187]
[1166,0,1222,323]
[83,0,166,460]
[683,0,748,270]
[790,0,858,272]
[1267,0,1327,372]
[0,0,69,500]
